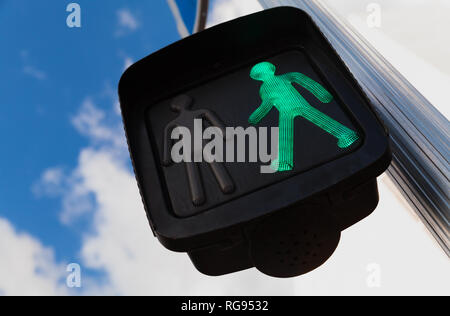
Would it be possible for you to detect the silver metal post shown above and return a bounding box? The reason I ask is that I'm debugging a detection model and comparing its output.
[259,0,449,255]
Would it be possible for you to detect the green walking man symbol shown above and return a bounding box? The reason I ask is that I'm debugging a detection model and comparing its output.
[248,62,359,172]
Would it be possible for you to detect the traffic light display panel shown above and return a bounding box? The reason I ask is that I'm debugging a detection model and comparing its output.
[146,50,363,218]
[119,7,391,277]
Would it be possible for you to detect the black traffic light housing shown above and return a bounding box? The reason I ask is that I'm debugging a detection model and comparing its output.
[118,7,391,277]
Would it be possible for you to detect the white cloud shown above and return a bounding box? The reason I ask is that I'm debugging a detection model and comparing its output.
[20,51,47,81]
[42,168,64,185]
[56,98,127,224]
[32,167,64,197]
[0,218,67,296]
[207,0,262,27]
[71,98,125,149]
[322,0,450,117]
[123,57,133,71]
[118,9,139,30]
[34,98,127,224]
[23,65,47,81]
[116,9,139,36]
[59,172,94,225]
[346,12,450,118]
[33,165,95,225]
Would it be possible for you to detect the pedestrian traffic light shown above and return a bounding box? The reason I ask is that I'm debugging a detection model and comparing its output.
[118,7,391,277]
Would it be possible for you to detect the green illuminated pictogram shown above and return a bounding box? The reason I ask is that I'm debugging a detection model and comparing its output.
[249,62,359,172]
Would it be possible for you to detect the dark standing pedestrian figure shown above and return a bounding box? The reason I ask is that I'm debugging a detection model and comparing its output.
[163,95,234,206]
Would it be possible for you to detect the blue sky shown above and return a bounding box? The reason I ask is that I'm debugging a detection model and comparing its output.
[0,1,178,259]
[0,0,181,294]
[0,0,448,296]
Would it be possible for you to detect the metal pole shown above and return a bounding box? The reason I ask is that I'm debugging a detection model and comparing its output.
[259,0,449,255]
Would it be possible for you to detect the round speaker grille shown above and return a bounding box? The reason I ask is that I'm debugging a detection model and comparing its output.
[250,208,341,278]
